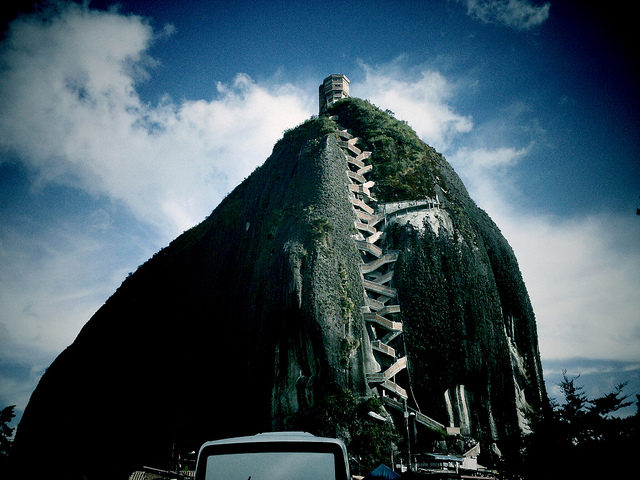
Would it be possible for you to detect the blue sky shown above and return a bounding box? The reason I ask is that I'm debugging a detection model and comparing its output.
[1,0,639,424]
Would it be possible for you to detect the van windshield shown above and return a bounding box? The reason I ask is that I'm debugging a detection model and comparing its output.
[204,451,335,480]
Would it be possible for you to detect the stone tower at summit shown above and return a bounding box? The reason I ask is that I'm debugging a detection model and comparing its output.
[318,74,350,113]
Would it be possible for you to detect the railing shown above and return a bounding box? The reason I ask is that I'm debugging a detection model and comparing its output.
[363,312,402,331]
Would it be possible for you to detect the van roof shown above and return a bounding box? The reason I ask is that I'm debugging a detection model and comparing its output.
[199,431,342,447]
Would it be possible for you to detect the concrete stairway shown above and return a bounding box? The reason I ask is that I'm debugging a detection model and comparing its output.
[331,118,444,430]
[335,127,408,401]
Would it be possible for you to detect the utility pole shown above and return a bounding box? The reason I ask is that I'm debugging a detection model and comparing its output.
[404,400,411,471]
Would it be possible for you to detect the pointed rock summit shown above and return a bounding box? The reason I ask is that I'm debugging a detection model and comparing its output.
[13,89,546,478]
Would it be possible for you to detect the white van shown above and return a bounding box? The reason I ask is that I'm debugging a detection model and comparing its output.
[195,431,351,480]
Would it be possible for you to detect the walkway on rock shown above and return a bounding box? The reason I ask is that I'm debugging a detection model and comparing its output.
[334,123,408,401]
[330,116,445,431]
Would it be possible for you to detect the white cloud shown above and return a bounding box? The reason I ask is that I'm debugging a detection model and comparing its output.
[461,0,551,30]
[455,146,528,170]
[0,365,43,421]
[0,3,315,413]
[0,2,314,236]
[503,213,640,361]
[449,145,530,213]
[357,60,473,152]
[365,65,639,364]
[543,360,640,377]
[449,147,640,362]
[0,217,141,363]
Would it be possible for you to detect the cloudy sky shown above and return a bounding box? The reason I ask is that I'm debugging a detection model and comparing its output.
[1,0,639,423]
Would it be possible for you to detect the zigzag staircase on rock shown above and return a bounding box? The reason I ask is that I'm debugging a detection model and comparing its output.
[330,116,444,431]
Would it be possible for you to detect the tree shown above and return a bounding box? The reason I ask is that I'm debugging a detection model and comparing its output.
[556,371,590,446]
[521,373,636,479]
[0,405,16,474]
[589,382,632,418]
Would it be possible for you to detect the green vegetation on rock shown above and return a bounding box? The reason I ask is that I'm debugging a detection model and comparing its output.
[327,98,444,201]
[291,387,397,475]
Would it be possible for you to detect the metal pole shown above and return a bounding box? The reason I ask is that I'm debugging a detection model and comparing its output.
[391,440,394,471]
[404,400,411,471]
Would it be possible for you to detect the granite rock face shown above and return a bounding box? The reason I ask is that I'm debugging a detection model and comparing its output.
[13,99,545,478]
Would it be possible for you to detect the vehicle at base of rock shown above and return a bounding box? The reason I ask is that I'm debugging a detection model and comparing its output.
[195,431,351,480]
